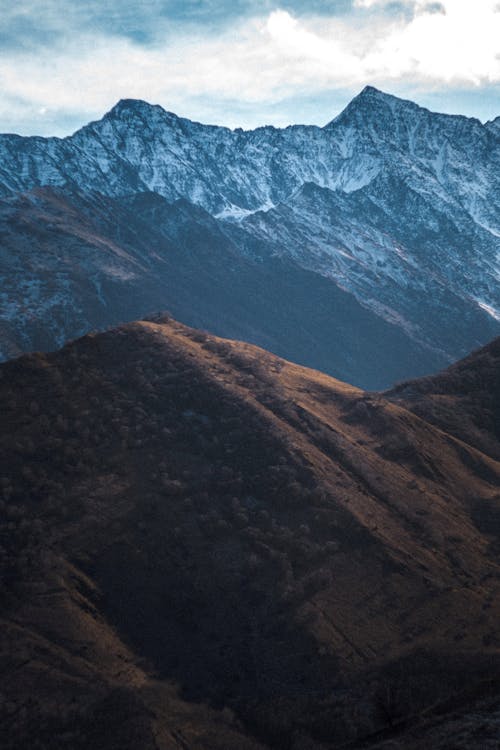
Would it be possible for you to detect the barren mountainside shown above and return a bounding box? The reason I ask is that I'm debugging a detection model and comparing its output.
[0,186,445,389]
[1,318,500,749]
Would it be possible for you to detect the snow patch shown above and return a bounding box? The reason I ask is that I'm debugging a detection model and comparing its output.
[215,200,275,221]
[474,298,500,321]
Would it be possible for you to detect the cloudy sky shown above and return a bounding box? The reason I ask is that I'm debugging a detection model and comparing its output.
[1,0,499,135]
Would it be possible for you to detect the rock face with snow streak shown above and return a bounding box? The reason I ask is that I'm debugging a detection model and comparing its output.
[0,186,448,390]
[0,86,499,385]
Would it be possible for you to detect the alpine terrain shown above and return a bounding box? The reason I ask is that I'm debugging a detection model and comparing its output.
[0,86,499,388]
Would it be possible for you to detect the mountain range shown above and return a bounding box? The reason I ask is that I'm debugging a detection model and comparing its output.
[1,317,500,749]
[1,86,499,388]
[3,82,500,750]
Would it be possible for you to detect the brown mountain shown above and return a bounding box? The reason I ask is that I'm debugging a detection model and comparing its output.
[1,318,499,749]
[389,337,500,462]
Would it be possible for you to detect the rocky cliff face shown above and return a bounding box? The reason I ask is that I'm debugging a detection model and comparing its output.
[0,186,445,389]
[0,87,499,385]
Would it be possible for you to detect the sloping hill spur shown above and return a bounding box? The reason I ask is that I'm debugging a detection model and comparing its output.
[1,318,500,748]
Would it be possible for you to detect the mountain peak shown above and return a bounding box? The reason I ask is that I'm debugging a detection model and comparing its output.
[325,85,403,127]
[354,85,416,106]
[106,98,164,118]
[98,98,211,134]
[358,84,386,98]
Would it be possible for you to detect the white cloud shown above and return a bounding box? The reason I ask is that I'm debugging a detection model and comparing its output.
[0,1,499,133]
[353,0,386,7]
[262,2,500,87]
[366,0,500,84]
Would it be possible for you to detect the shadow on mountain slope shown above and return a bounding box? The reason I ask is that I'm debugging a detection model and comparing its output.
[1,318,500,748]
[0,187,449,389]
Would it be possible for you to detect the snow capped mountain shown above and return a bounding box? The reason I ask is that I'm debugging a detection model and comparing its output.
[0,87,499,384]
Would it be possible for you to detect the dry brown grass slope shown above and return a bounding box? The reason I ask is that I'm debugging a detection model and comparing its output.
[0,317,499,749]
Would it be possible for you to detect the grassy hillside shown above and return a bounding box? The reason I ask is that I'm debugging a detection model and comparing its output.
[1,318,500,748]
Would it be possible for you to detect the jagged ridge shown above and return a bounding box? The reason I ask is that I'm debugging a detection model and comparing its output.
[0,87,499,384]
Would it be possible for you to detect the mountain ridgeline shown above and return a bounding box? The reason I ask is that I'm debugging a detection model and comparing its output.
[0,87,499,387]
[1,318,500,749]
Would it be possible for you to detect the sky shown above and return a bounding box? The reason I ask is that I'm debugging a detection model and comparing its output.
[0,0,499,136]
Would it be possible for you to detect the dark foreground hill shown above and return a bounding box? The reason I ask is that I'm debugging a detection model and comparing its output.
[1,318,500,749]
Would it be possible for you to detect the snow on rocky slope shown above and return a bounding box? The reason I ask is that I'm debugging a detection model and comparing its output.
[0,86,499,382]
[0,187,450,389]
